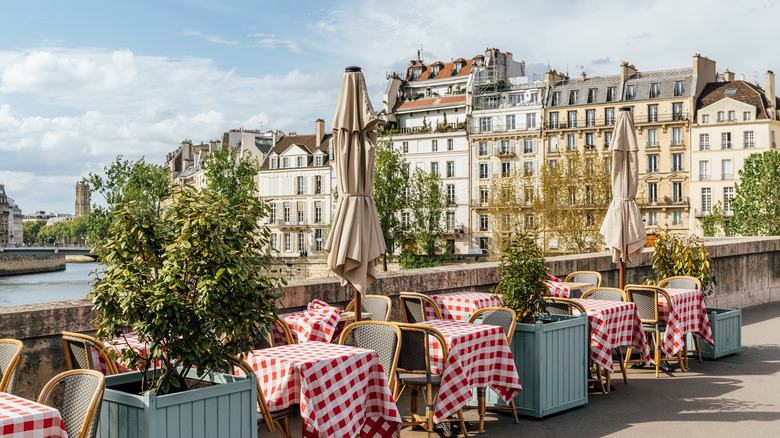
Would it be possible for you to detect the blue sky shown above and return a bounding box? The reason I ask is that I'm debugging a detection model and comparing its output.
[1,0,778,214]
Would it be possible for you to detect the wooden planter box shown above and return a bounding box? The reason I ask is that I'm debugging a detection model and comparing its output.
[470,314,589,418]
[98,369,257,438]
[688,307,742,359]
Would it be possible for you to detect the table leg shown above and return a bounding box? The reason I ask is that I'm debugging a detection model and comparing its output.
[477,387,486,433]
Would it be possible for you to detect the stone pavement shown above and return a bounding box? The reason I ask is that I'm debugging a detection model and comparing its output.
[271,301,780,437]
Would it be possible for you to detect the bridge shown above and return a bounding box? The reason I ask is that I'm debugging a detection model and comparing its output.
[0,247,97,260]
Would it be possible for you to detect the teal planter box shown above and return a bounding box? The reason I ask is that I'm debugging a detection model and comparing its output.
[98,369,257,438]
[470,314,589,418]
[687,307,741,359]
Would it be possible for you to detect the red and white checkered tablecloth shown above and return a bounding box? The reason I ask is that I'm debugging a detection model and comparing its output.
[238,342,401,438]
[92,333,156,375]
[659,289,714,357]
[420,319,522,424]
[0,392,68,438]
[570,299,651,370]
[545,281,570,298]
[277,300,344,345]
[425,292,502,322]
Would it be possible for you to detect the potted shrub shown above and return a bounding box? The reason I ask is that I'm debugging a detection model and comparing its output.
[90,151,284,436]
[475,231,588,418]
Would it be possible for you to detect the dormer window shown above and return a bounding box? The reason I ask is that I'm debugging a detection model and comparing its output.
[569,90,578,105]
[315,155,323,166]
[411,68,422,80]
[649,82,660,98]
[297,156,305,167]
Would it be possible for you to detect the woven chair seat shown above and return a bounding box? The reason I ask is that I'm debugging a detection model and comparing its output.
[259,404,299,423]
[397,372,442,386]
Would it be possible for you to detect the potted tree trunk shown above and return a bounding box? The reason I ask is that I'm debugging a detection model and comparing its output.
[90,149,284,437]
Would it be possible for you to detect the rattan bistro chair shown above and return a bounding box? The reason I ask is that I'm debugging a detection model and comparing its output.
[563,271,602,298]
[394,323,469,437]
[467,307,518,432]
[345,295,393,322]
[62,332,119,375]
[624,285,686,377]
[249,317,295,349]
[338,321,401,391]
[399,292,442,323]
[0,339,23,395]
[580,288,629,386]
[229,356,297,438]
[658,276,704,366]
[38,369,105,438]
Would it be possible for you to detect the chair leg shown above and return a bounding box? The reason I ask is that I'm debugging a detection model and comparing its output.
[281,417,292,438]
[425,383,434,438]
[458,408,469,437]
[616,348,628,384]
[510,399,519,424]
[477,387,486,433]
[694,337,703,363]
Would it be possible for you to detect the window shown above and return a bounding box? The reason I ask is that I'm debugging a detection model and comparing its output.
[480,117,492,132]
[649,83,660,98]
[728,110,736,121]
[702,188,712,213]
[722,132,732,149]
[283,203,290,223]
[549,159,558,169]
[606,87,616,102]
[283,157,289,168]
[447,184,455,203]
[402,141,409,153]
[315,175,322,194]
[569,90,578,105]
[567,186,576,205]
[283,233,292,252]
[479,237,489,250]
[647,182,658,205]
[744,131,754,148]
[701,114,710,124]
[479,186,489,205]
[673,211,682,226]
[524,139,534,154]
[549,136,559,153]
[446,212,455,232]
[479,163,489,179]
[604,156,612,173]
[524,161,535,177]
[585,185,594,204]
[568,111,577,128]
[479,142,489,156]
[724,187,734,212]
[625,84,636,100]
[674,80,685,96]
[647,155,658,173]
[648,211,658,226]
[549,112,559,129]
[724,88,737,95]
[717,111,725,122]
[587,88,597,103]
[298,209,304,224]
[402,163,410,178]
[647,129,658,146]
[297,176,304,194]
[270,233,278,251]
[585,158,595,174]
[480,214,489,231]
[509,94,524,105]
[722,159,733,180]
[446,161,455,178]
[524,185,534,205]
[585,132,594,147]
[567,158,576,174]
[315,202,322,223]
[431,162,439,176]
[604,131,612,148]
[673,182,682,203]
[551,91,560,106]
[526,113,537,129]
[673,103,683,120]
[672,127,682,145]
[605,107,615,125]
[672,153,683,172]
[447,138,454,151]
[567,134,576,151]
[586,109,595,127]
[298,233,306,252]
[402,212,410,230]
[501,161,512,177]
[432,140,438,151]
[271,158,278,169]
[501,140,513,155]
[315,155,323,166]
[269,204,277,223]
[699,133,710,150]
[699,161,710,181]
[315,229,323,251]
[648,104,658,122]
[524,214,534,230]
[744,111,752,121]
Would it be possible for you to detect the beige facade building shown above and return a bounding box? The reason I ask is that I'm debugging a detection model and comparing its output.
[690,71,780,234]
[0,184,23,246]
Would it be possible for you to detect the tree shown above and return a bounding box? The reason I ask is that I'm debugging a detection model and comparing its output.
[23,220,46,245]
[373,138,409,270]
[202,146,259,207]
[702,201,727,237]
[400,168,451,268]
[730,150,780,235]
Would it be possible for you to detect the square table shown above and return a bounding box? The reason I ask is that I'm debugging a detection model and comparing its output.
[238,342,401,438]
[659,288,714,357]
[570,298,651,370]
[0,392,68,438]
[418,319,522,424]
[425,291,502,322]
[275,308,364,345]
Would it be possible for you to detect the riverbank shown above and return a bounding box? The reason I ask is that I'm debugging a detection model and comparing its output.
[0,252,65,276]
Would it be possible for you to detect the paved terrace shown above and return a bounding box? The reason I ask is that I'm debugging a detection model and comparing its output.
[282,300,780,437]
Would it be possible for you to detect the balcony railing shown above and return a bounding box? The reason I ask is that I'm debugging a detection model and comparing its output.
[545,113,688,130]
[470,121,539,134]
[494,146,515,156]
[277,219,307,227]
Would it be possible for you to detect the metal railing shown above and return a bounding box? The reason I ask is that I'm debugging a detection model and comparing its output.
[546,113,689,130]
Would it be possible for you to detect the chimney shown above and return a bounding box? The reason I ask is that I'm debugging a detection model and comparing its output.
[722,69,735,82]
[545,69,566,86]
[581,71,587,80]
[766,70,776,110]
[315,118,325,145]
[693,54,717,98]
[620,62,637,82]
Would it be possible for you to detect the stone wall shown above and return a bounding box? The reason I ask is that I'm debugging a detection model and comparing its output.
[0,252,66,276]
[0,236,778,399]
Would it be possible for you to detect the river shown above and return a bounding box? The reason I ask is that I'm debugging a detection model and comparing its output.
[0,262,97,307]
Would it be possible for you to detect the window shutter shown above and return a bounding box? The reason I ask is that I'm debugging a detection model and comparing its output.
[532,139,538,154]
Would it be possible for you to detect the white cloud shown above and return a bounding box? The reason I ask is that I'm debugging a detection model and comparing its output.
[247,33,301,53]
[182,30,239,46]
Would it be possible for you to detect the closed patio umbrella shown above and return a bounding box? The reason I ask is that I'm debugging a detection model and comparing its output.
[599,107,647,288]
[326,66,386,321]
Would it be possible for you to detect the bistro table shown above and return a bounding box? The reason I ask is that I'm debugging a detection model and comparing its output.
[570,298,651,371]
[659,288,714,357]
[424,291,502,322]
[238,341,401,438]
[0,392,68,438]
[92,332,158,375]
[418,319,522,424]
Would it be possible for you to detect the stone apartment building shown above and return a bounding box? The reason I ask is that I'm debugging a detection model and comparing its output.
[0,184,23,246]
[689,70,780,234]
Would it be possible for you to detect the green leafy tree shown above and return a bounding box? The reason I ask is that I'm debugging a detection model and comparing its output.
[730,150,780,235]
[400,168,451,269]
[373,138,409,270]
[645,230,717,298]
[202,146,259,206]
[702,201,726,237]
[493,231,549,324]
[23,220,46,245]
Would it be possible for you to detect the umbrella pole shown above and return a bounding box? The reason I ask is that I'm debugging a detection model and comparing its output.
[619,259,625,290]
[349,282,362,322]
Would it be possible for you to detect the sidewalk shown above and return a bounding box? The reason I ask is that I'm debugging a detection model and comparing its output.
[274,301,780,437]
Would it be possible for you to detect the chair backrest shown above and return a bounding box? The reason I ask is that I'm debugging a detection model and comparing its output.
[338,321,401,388]
[250,317,295,349]
[658,276,702,291]
[0,339,23,394]
[395,323,447,378]
[625,285,672,325]
[229,356,275,432]
[346,295,393,322]
[543,297,588,316]
[467,307,517,343]
[399,292,442,323]
[581,287,627,302]
[61,332,118,375]
[38,369,105,438]
[564,270,601,286]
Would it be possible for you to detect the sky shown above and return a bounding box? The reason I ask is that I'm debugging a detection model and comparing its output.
[1,0,778,214]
